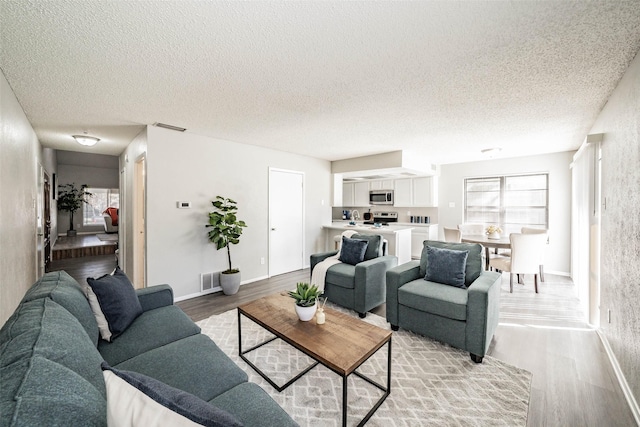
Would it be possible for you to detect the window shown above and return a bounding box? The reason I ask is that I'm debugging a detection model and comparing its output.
[83,188,119,226]
[464,174,548,234]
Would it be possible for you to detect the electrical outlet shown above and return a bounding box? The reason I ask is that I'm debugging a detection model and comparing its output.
[407,211,411,216]
[260,257,265,265]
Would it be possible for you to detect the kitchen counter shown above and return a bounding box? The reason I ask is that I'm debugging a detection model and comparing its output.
[323,222,413,264]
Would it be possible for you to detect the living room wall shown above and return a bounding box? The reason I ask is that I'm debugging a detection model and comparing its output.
[0,72,40,324]
[588,50,640,409]
[144,126,332,300]
[438,151,574,275]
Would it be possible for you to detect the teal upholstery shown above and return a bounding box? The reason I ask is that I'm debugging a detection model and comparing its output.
[311,233,397,317]
[0,271,298,427]
[387,240,501,363]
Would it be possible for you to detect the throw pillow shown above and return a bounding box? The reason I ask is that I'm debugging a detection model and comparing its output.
[101,363,243,427]
[424,246,469,288]
[339,236,369,265]
[87,267,143,341]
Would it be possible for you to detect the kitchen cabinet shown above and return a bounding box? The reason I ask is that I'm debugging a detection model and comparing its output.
[411,225,439,259]
[369,180,394,191]
[342,183,354,207]
[393,179,413,206]
[394,177,438,207]
[353,182,370,206]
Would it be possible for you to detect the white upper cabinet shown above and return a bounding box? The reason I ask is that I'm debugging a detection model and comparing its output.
[353,181,370,206]
[342,182,354,207]
[394,179,413,206]
[394,177,438,207]
[370,180,394,190]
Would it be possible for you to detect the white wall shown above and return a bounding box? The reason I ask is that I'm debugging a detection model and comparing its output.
[144,126,332,299]
[438,151,574,275]
[588,50,640,407]
[0,71,40,324]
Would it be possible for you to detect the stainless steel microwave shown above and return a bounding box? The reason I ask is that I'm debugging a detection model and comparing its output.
[369,190,394,205]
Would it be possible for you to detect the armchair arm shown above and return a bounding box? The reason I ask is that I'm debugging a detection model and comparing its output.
[310,250,339,273]
[385,261,421,326]
[465,271,501,357]
[136,284,174,312]
[353,255,398,314]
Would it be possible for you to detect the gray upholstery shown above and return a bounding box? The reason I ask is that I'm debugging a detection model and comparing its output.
[311,233,397,317]
[386,240,501,362]
[0,271,298,427]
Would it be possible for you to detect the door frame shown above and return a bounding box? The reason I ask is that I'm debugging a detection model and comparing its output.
[268,167,305,277]
[133,155,146,289]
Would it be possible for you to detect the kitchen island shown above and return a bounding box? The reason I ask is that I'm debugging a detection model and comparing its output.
[323,222,414,264]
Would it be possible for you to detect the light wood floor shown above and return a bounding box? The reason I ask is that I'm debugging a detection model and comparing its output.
[48,253,637,426]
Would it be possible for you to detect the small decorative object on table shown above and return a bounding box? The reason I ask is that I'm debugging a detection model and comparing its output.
[486,225,503,240]
[316,297,328,324]
[288,282,320,321]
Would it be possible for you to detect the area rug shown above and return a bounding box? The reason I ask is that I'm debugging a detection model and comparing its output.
[96,233,118,242]
[197,305,531,426]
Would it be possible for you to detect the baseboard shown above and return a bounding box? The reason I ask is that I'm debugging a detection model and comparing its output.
[544,269,571,277]
[174,274,269,303]
[596,329,640,425]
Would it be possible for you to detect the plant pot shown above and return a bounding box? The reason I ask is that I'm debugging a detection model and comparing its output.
[219,271,241,295]
[295,301,317,321]
[67,230,77,237]
[488,232,501,240]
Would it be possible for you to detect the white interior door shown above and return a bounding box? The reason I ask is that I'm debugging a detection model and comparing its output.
[269,168,304,276]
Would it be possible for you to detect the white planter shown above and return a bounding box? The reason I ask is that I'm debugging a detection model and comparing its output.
[488,232,501,240]
[219,271,241,295]
[295,301,317,321]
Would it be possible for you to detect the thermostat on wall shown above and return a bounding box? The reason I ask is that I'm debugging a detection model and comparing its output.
[177,201,191,209]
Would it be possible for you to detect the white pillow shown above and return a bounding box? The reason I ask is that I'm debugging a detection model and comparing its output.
[81,281,112,341]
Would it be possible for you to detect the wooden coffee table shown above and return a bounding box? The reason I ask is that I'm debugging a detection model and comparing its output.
[238,293,392,427]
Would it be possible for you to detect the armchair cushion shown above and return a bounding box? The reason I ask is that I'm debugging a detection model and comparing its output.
[420,241,483,287]
[325,263,357,289]
[338,237,369,265]
[424,246,469,288]
[399,279,468,321]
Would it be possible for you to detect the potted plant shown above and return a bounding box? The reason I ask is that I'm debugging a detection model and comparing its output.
[288,282,321,321]
[206,196,247,295]
[486,225,503,240]
[57,183,93,237]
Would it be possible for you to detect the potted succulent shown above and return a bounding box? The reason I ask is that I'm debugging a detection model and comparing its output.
[288,282,321,321]
[206,196,247,295]
[57,183,93,237]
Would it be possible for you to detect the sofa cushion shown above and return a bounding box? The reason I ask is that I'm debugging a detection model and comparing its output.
[210,382,300,427]
[338,237,369,265]
[326,263,357,289]
[0,299,107,426]
[99,305,201,366]
[351,233,383,260]
[20,270,99,346]
[113,334,248,402]
[102,363,243,427]
[420,241,483,287]
[87,267,143,341]
[424,246,469,288]
[398,279,468,321]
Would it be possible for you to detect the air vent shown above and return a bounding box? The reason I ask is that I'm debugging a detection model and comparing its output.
[153,122,187,132]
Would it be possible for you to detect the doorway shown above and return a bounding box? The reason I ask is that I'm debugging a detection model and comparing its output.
[268,168,304,276]
[133,156,146,289]
[36,166,51,277]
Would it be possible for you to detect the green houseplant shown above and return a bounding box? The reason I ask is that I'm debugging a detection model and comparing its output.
[288,282,321,321]
[206,196,247,295]
[57,183,93,237]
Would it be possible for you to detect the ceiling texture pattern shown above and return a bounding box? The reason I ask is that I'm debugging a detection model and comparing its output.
[1,1,640,163]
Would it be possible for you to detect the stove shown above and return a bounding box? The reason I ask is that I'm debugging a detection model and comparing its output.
[364,211,398,225]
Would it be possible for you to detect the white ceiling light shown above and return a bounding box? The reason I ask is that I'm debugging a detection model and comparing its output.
[72,134,100,146]
[481,147,502,157]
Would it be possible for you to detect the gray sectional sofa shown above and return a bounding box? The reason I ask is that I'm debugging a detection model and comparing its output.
[0,270,297,426]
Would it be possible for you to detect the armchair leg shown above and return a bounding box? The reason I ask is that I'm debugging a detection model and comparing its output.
[509,273,514,293]
[470,353,483,363]
[534,274,539,293]
[539,265,545,282]
[391,324,399,331]
[358,312,366,318]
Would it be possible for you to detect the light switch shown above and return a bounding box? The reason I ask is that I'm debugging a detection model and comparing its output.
[449,202,455,208]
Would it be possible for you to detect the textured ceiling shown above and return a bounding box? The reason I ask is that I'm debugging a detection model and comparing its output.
[1,1,640,163]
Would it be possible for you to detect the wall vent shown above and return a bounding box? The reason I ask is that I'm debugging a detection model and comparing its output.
[153,122,187,132]
[200,272,219,292]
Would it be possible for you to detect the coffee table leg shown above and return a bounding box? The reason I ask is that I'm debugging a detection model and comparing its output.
[342,375,348,427]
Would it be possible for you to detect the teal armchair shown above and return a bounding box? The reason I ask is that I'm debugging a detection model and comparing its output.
[386,240,501,363]
[310,233,397,318]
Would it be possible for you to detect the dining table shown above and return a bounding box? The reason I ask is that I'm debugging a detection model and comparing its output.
[461,234,511,270]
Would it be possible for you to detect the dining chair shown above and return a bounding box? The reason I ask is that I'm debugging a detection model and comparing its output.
[443,227,462,243]
[457,223,485,236]
[489,232,548,293]
[499,227,548,281]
